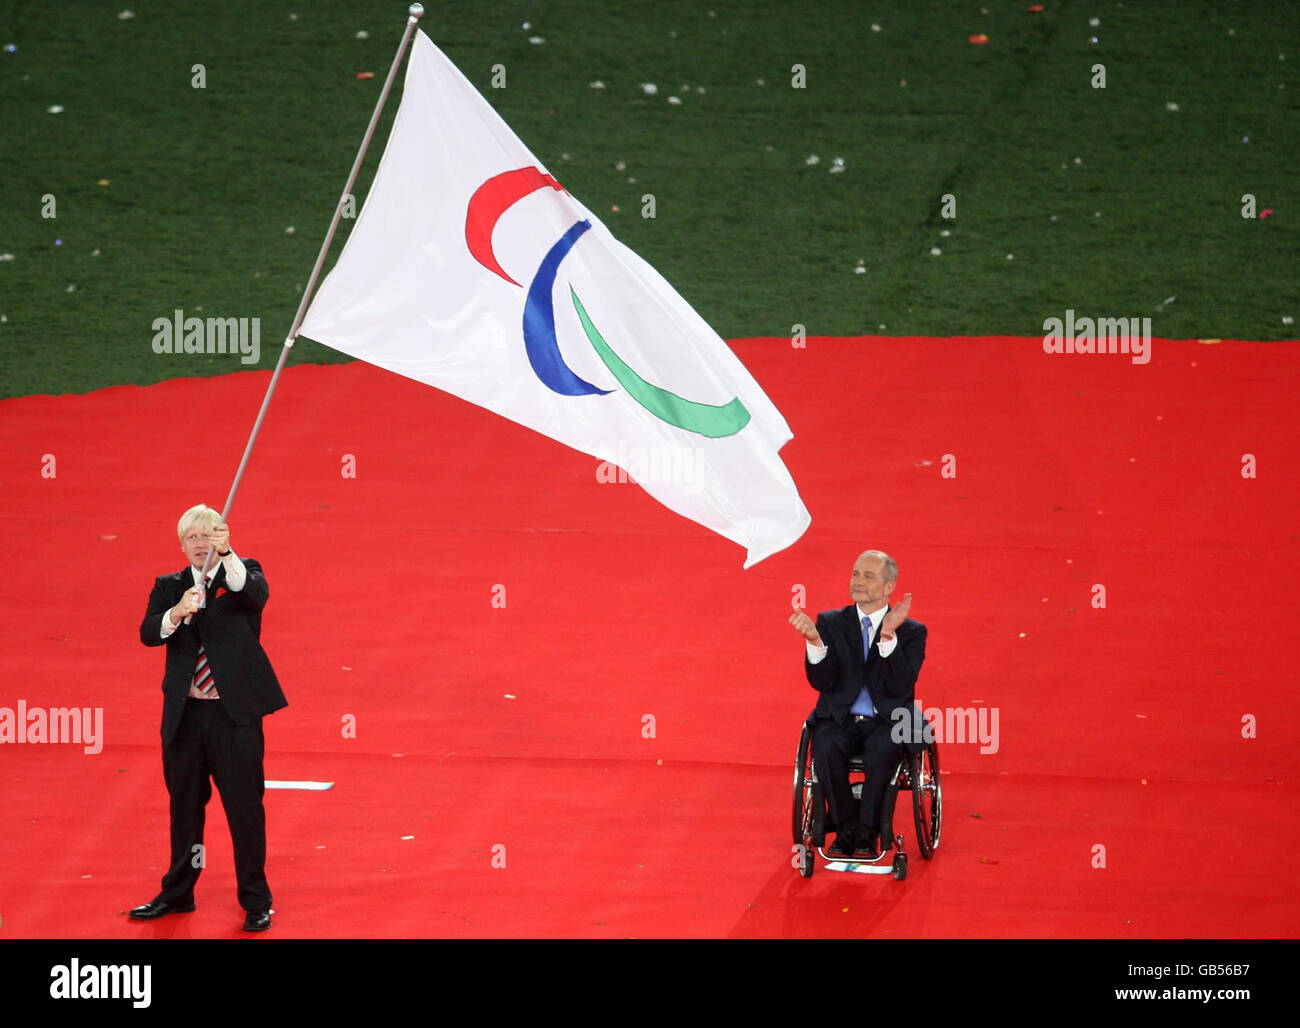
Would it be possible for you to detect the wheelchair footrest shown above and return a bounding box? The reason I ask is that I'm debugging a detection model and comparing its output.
[816,834,908,876]
[823,859,896,875]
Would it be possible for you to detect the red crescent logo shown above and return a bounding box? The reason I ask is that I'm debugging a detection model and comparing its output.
[464,167,565,287]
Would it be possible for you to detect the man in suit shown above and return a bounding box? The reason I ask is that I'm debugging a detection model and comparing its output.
[789,550,926,858]
[130,504,287,931]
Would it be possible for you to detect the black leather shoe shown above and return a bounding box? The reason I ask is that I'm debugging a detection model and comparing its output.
[129,898,195,920]
[856,828,880,858]
[243,909,271,932]
[829,831,858,857]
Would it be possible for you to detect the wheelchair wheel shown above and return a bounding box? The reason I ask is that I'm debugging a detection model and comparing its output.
[792,723,816,847]
[910,744,942,859]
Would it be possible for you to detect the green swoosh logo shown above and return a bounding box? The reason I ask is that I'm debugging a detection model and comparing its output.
[570,286,751,439]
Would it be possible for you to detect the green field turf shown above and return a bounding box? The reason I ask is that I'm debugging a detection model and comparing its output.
[2,0,1296,398]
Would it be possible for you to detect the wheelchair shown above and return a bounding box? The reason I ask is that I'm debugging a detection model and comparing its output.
[792,718,941,879]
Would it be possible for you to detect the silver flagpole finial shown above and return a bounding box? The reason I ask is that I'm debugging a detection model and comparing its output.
[409,4,424,19]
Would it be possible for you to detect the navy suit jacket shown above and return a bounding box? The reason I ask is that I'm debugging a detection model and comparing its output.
[139,558,287,746]
[805,603,927,745]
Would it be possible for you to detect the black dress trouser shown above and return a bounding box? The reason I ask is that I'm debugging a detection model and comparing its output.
[159,698,271,912]
[811,716,901,842]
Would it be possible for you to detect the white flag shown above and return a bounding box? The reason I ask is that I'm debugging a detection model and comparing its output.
[299,30,810,566]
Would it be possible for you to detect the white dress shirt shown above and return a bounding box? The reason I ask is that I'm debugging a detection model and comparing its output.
[805,603,898,664]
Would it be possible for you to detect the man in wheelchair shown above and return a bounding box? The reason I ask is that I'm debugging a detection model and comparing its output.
[789,550,927,858]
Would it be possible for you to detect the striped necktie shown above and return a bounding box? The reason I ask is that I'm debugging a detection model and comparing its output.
[192,644,215,696]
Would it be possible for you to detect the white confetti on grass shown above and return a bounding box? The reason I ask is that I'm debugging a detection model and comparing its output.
[640,82,658,94]
[804,154,820,165]
[117,9,135,19]
[590,80,605,89]
[47,105,64,114]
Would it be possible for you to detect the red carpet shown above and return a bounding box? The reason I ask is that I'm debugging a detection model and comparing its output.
[1,335,1297,938]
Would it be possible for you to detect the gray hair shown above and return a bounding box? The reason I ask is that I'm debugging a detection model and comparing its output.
[858,549,898,586]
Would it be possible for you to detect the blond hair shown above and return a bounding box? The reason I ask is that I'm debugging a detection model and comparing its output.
[177,504,222,542]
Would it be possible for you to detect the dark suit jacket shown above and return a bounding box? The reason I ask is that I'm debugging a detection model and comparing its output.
[805,604,927,745]
[139,558,287,746]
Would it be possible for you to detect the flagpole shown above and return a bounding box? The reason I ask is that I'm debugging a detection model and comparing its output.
[198,3,424,583]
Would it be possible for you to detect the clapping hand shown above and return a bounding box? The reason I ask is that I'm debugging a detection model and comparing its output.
[881,592,913,635]
[788,599,823,646]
